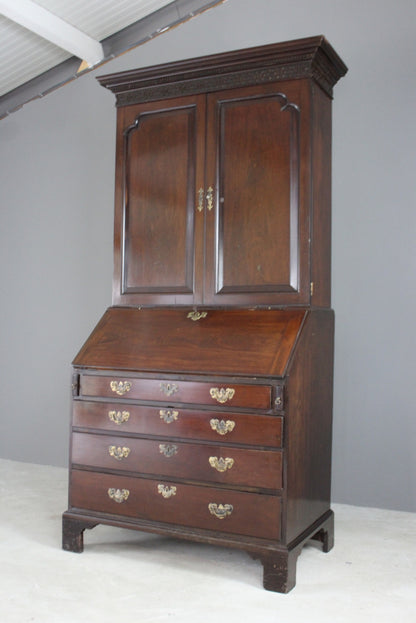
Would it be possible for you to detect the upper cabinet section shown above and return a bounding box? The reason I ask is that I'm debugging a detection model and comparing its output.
[98,36,347,307]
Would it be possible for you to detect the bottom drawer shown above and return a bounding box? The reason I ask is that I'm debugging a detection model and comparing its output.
[70,469,281,541]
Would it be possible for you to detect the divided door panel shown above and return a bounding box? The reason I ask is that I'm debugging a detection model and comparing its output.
[113,95,206,306]
[204,81,310,305]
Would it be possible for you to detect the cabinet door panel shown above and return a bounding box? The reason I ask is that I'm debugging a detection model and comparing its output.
[113,96,205,305]
[204,82,310,305]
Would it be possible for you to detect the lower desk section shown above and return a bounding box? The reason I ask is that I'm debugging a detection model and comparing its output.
[69,469,281,540]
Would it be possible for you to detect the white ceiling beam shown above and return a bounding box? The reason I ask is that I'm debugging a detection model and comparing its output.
[0,0,104,67]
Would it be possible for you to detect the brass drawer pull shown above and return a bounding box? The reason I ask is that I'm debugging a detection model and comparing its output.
[159,443,178,458]
[108,446,131,461]
[108,410,130,425]
[159,409,179,423]
[108,488,129,503]
[209,456,234,472]
[210,387,235,404]
[210,419,235,435]
[157,484,177,499]
[208,503,233,519]
[110,380,132,396]
[160,382,178,397]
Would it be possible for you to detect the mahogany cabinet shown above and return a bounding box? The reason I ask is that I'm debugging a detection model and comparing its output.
[63,36,347,592]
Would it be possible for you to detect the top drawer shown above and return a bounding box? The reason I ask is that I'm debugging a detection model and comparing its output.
[79,374,272,410]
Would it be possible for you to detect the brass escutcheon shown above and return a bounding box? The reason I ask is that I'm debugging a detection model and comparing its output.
[159,409,179,424]
[108,446,131,461]
[160,382,178,397]
[108,488,129,503]
[187,310,208,321]
[157,484,177,499]
[209,456,234,472]
[159,443,178,458]
[209,387,235,404]
[110,380,132,396]
[108,410,130,425]
[208,503,233,519]
[210,419,235,435]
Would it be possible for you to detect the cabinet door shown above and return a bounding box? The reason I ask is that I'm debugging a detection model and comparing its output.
[113,95,206,305]
[204,82,311,306]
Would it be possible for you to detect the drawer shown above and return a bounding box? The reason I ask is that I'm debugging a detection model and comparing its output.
[79,374,272,410]
[70,469,281,540]
[71,432,282,490]
[73,401,283,447]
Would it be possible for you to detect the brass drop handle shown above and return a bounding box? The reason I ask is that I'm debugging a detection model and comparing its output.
[208,503,233,519]
[206,186,214,211]
[159,409,179,423]
[209,456,234,472]
[108,410,130,425]
[157,484,177,499]
[197,187,214,212]
[159,443,178,458]
[197,187,204,212]
[210,387,235,404]
[108,446,131,461]
[110,380,131,396]
[210,419,235,435]
[108,488,129,503]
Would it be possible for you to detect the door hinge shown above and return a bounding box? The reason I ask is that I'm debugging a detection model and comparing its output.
[310,281,314,297]
[71,373,80,397]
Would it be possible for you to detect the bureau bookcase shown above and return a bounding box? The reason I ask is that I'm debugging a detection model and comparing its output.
[62,36,347,592]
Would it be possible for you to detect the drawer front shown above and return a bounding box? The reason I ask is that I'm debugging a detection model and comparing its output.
[71,432,282,490]
[70,469,281,540]
[73,401,283,447]
[79,374,272,410]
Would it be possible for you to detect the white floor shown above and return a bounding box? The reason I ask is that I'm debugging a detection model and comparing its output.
[1,458,415,623]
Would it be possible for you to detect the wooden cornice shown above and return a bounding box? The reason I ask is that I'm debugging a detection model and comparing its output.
[97,35,348,105]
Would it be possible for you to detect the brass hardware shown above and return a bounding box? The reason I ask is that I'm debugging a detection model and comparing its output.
[275,386,283,408]
[108,410,130,425]
[206,186,214,211]
[208,503,233,519]
[71,373,79,396]
[187,310,208,321]
[108,446,131,461]
[160,382,178,397]
[210,419,235,435]
[197,187,204,212]
[209,387,235,404]
[157,484,177,499]
[159,443,178,458]
[310,281,314,296]
[108,488,129,503]
[209,456,234,472]
[159,409,179,423]
[110,380,132,396]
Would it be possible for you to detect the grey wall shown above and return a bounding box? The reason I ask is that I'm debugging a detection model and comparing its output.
[0,0,415,512]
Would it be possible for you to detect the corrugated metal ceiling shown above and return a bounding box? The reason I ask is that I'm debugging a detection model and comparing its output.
[0,0,224,117]
[0,1,174,97]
